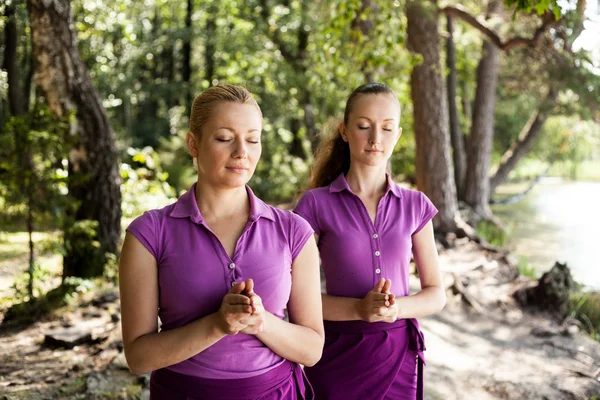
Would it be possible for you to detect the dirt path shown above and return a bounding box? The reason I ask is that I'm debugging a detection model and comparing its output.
[0,241,598,399]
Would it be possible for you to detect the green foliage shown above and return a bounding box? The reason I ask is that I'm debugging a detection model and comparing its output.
[0,104,72,228]
[476,219,509,247]
[64,220,106,278]
[517,256,538,279]
[503,0,562,19]
[121,146,176,217]
[3,278,94,325]
[570,291,600,341]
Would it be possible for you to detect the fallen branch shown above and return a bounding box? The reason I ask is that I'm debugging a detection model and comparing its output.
[451,273,485,313]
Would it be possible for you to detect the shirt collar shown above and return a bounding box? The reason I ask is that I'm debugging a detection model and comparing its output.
[329,173,403,198]
[169,183,275,224]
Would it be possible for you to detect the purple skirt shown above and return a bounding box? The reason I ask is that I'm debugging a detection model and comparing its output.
[150,360,314,400]
[304,318,425,400]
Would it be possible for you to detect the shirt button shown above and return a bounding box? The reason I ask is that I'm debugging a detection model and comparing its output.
[373,233,379,239]
[228,262,235,269]
[375,268,381,274]
[375,251,381,256]
[231,281,237,287]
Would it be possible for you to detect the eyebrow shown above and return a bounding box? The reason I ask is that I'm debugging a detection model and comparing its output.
[217,127,260,133]
[356,117,396,122]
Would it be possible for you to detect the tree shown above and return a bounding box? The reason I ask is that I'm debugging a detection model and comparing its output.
[463,0,502,218]
[445,14,467,200]
[27,0,122,278]
[406,0,459,233]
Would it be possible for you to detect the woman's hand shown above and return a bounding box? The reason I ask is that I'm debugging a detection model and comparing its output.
[357,278,398,323]
[240,278,266,335]
[215,281,254,335]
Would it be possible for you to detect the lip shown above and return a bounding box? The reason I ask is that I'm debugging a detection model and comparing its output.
[226,166,249,172]
[365,149,383,153]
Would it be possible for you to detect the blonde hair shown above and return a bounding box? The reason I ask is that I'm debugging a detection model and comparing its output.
[189,85,262,137]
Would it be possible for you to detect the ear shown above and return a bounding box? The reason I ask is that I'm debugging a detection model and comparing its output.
[395,127,402,144]
[339,123,349,143]
[186,131,199,158]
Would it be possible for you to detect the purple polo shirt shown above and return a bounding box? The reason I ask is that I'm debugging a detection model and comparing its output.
[126,183,313,379]
[294,173,437,300]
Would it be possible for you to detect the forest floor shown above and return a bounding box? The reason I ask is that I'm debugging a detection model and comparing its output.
[0,238,598,399]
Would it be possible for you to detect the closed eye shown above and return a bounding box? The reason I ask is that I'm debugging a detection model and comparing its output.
[216,138,232,142]
[358,126,369,130]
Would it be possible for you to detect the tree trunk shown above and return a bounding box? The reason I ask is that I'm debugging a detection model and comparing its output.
[406,1,458,233]
[351,0,378,82]
[27,0,122,278]
[446,15,467,200]
[3,4,26,117]
[464,0,501,219]
[490,89,557,192]
[205,0,217,85]
[182,0,193,110]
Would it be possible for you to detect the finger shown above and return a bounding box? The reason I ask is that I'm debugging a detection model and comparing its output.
[388,294,396,305]
[373,278,386,293]
[244,278,254,295]
[240,314,262,326]
[382,279,392,294]
[228,281,246,294]
[376,306,387,316]
[226,304,253,315]
[225,294,252,305]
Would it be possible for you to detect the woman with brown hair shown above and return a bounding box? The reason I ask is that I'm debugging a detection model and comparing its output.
[294,83,446,400]
[119,85,323,399]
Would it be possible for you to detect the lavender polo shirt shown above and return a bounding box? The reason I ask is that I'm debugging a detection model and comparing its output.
[294,173,437,300]
[126,183,313,379]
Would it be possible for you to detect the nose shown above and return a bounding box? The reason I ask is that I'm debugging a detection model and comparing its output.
[369,127,382,145]
[232,139,248,159]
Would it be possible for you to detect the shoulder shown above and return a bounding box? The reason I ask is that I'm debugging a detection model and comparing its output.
[396,186,428,202]
[127,201,177,231]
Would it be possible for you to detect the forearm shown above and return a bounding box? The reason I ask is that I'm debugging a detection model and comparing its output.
[125,313,226,374]
[322,294,362,321]
[396,286,446,319]
[256,312,324,367]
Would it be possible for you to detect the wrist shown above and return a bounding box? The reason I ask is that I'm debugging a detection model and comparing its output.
[205,312,229,338]
[352,298,365,321]
[255,310,274,339]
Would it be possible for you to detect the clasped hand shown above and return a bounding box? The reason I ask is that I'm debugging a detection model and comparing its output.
[216,278,266,335]
[358,278,398,323]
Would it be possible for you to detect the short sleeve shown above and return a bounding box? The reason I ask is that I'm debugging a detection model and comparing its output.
[293,191,321,236]
[413,192,438,235]
[289,212,315,262]
[126,211,161,260]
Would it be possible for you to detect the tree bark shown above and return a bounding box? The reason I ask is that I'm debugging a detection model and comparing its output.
[489,89,557,192]
[27,0,122,278]
[464,0,502,219]
[183,0,193,110]
[446,15,467,200]
[259,0,315,156]
[351,0,378,83]
[3,4,26,117]
[205,0,216,85]
[406,1,458,233]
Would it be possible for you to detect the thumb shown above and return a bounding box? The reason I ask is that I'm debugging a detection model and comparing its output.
[229,281,245,294]
[373,278,385,293]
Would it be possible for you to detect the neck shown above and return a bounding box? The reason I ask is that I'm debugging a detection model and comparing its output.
[194,180,250,220]
[345,163,388,197]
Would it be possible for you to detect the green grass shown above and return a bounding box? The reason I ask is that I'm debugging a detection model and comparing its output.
[476,219,510,247]
[569,291,600,342]
[517,256,538,279]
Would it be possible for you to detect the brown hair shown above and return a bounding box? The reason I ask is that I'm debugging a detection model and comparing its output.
[189,85,262,137]
[311,83,397,188]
